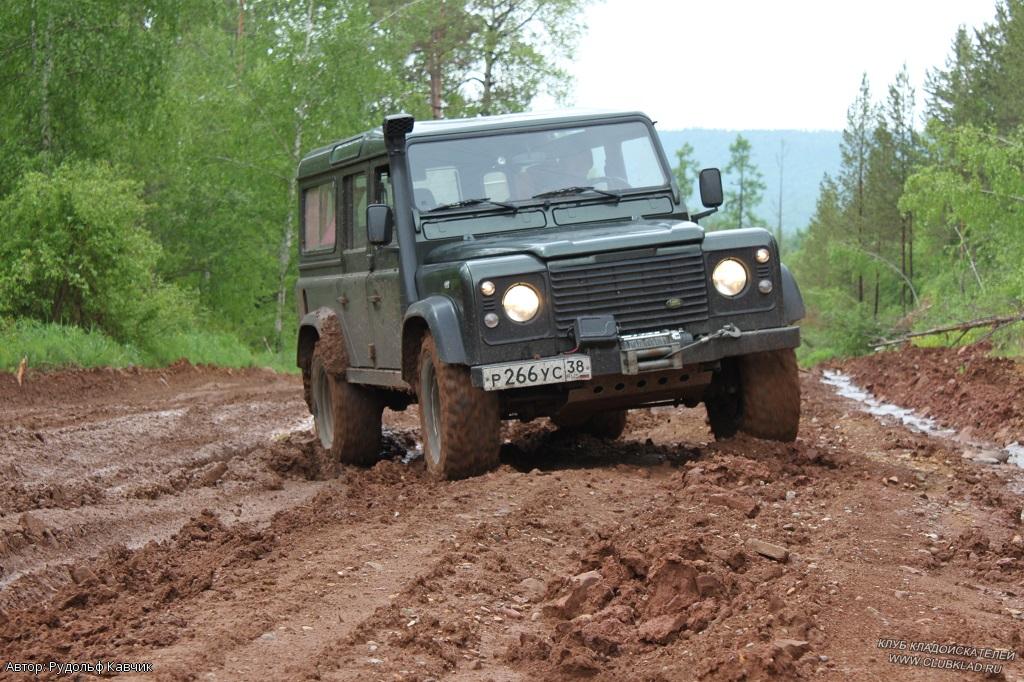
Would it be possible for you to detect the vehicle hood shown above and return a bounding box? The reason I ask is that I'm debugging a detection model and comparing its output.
[423,220,704,263]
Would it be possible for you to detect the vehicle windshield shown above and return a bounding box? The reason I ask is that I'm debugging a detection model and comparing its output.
[407,120,669,218]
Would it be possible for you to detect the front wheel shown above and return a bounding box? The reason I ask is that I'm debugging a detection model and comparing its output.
[417,335,501,479]
[737,348,800,442]
[704,349,800,443]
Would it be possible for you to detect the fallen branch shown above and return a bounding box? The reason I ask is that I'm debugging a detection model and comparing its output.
[873,311,1024,348]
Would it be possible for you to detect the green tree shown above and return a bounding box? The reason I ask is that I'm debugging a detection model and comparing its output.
[374,0,589,119]
[0,0,199,177]
[721,134,766,228]
[901,126,1024,307]
[926,27,983,130]
[463,0,587,116]
[671,143,700,205]
[838,74,875,303]
[926,1,1024,134]
[142,0,395,347]
[0,161,193,342]
[374,0,477,119]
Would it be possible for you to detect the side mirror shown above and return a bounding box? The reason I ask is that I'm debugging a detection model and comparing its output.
[366,204,394,245]
[698,168,723,208]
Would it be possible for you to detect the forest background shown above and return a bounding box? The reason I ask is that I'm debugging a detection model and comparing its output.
[1,0,1022,371]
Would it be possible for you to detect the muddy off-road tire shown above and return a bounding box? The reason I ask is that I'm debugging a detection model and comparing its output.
[302,365,314,411]
[310,340,383,465]
[738,348,800,441]
[417,335,500,480]
[704,359,742,440]
[552,410,628,440]
[704,349,800,442]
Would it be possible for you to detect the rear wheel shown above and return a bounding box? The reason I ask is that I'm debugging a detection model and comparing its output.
[552,410,628,440]
[310,339,383,465]
[417,335,501,479]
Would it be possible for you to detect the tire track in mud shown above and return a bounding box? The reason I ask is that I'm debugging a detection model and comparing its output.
[146,466,578,680]
[0,370,317,612]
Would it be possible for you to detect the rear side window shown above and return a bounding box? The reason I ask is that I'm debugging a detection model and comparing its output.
[349,173,368,248]
[302,182,336,252]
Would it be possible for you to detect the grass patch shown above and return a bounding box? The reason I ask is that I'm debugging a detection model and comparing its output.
[0,318,298,373]
[142,330,257,368]
[0,319,141,370]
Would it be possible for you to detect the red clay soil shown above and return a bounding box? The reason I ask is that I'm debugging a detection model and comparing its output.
[840,342,1024,446]
[0,363,1022,680]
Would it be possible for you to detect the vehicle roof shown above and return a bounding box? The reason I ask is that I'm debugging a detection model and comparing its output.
[297,109,651,180]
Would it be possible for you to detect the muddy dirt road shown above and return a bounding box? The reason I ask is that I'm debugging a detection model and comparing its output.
[1,353,1023,681]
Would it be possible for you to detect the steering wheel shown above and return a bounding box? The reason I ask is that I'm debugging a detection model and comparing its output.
[589,176,630,190]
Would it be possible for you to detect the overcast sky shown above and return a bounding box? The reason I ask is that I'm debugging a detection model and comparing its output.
[531,0,1000,131]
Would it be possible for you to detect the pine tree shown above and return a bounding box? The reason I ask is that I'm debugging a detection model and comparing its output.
[839,74,875,303]
[721,135,766,228]
[671,143,700,206]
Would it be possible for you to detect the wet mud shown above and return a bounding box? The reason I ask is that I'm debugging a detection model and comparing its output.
[1,350,1022,680]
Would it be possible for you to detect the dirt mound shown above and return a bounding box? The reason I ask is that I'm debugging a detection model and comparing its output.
[840,342,1024,446]
[0,510,276,660]
[263,432,331,480]
[517,528,820,680]
[0,478,105,515]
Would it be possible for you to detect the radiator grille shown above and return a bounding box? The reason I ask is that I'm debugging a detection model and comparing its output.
[548,250,710,333]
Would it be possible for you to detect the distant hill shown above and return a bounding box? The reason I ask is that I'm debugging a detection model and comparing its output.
[656,129,842,234]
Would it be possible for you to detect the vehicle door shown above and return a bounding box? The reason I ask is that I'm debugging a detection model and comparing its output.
[365,164,403,369]
[297,177,343,321]
[337,168,374,367]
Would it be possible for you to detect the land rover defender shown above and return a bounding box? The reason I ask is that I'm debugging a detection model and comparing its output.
[295,110,805,479]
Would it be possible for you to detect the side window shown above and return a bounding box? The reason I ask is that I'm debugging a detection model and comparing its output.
[373,167,397,245]
[343,172,368,249]
[374,167,393,207]
[301,181,336,253]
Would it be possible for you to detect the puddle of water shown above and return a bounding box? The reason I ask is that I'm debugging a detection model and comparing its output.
[400,442,423,465]
[379,426,422,464]
[1006,442,1024,468]
[821,370,956,437]
[270,416,314,440]
[821,370,1022,468]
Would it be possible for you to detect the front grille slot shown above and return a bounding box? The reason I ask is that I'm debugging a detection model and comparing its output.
[549,250,710,333]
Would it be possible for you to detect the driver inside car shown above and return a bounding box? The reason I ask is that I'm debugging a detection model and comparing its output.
[557,146,594,187]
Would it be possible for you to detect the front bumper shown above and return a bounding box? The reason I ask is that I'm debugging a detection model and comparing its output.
[470,324,800,388]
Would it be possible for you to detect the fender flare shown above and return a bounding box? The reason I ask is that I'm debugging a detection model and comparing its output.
[402,296,468,383]
[780,264,805,324]
[296,307,343,370]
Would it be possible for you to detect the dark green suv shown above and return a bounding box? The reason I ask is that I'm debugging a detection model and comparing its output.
[295,110,804,479]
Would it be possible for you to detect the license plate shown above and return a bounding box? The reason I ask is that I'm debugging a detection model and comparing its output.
[480,355,592,391]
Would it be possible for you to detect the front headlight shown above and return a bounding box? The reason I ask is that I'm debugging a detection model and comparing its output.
[502,284,540,322]
[712,258,748,297]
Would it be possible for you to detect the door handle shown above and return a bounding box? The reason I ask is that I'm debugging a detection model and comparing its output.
[369,293,382,306]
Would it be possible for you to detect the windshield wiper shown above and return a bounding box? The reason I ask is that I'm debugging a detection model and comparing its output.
[531,185,621,203]
[424,197,517,213]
